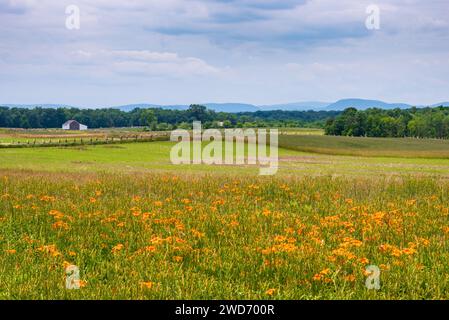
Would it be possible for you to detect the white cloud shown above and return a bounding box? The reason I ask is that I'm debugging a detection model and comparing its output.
[69,49,220,77]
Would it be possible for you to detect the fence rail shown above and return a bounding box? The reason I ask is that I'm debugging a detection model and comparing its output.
[0,133,171,148]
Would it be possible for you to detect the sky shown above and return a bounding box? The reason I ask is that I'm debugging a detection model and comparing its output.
[0,0,448,108]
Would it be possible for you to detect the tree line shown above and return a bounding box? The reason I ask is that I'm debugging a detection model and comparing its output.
[0,105,339,130]
[325,107,449,138]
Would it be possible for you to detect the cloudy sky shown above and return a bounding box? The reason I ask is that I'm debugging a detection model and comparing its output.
[0,0,448,107]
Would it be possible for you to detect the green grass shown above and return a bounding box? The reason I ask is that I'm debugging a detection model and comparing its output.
[278,128,325,135]
[279,134,449,158]
[0,141,289,175]
[0,140,449,177]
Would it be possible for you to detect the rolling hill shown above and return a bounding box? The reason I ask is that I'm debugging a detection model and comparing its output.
[324,99,412,111]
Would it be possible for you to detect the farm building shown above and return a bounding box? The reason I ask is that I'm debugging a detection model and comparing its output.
[62,120,88,131]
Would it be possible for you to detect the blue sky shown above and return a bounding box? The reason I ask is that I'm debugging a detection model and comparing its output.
[0,0,448,107]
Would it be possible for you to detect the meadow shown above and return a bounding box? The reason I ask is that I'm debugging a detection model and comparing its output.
[1,130,449,299]
[279,134,449,158]
[0,139,448,177]
[0,128,168,146]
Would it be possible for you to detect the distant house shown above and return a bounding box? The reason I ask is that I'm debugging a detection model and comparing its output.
[62,120,88,131]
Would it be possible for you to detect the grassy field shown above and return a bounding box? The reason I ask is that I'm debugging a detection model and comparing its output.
[0,128,168,145]
[1,129,449,299]
[1,171,449,299]
[278,128,325,136]
[279,134,449,158]
[0,140,448,177]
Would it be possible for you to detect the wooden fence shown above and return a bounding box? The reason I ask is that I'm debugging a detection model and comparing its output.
[0,133,171,148]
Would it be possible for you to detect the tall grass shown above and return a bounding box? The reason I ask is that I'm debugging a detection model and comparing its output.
[279,134,449,158]
[1,170,448,299]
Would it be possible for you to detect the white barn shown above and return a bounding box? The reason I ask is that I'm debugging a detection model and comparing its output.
[62,120,88,131]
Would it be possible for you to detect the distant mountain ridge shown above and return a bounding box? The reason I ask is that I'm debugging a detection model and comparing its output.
[116,104,189,112]
[1,104,75,109]
[2,99,449,112]
[431,102,449,107]
[204,103,259,112]
[259,101,331,111]
[324,99,412,111]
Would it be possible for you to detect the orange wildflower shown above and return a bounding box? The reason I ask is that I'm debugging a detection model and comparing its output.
[112,243,124,253]
[191,229,205,238]
[344,274,356,282]
[229,220,239,227]
[359,257,369,265]
[402,247,417,255]
[37,245,61,257]
[265,288,276,296]
[52,220,69,230]
[262,209,271,216]
[379,264,390,271]
[140,281,155,289]
[173,256,183,262]
[144,246,157,252]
